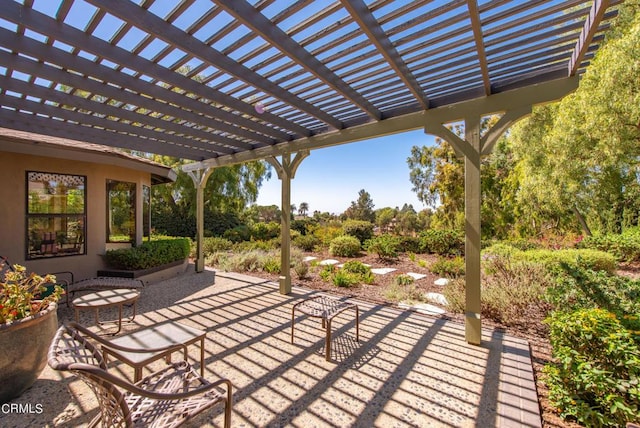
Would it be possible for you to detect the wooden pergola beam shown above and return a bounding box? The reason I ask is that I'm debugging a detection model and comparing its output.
[467,0,491,96]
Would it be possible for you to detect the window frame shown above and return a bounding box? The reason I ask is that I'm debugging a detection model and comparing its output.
[25,171,87,260]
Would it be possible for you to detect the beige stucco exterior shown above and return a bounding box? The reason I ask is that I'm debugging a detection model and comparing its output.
[0,134,174,281]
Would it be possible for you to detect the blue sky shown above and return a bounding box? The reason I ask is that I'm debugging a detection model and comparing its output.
[255,130,436,215]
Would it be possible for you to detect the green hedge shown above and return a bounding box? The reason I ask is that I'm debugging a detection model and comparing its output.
[105,238,190,270]
[578,232,640,262]
[483,244,617,274]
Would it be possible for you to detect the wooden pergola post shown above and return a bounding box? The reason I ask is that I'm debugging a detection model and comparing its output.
[187,167,214,273]
[266,151,309,294]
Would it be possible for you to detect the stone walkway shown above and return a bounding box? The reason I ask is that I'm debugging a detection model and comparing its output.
[0,265,541,427]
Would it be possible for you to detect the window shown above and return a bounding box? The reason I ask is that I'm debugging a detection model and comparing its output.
[107,180,136,243]
[26,171,86,259]
[143,184,150,240]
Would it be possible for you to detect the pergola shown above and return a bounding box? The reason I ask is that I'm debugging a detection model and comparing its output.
[0,0,621,344]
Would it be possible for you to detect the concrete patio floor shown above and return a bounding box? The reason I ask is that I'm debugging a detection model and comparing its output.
[0,265,541,427]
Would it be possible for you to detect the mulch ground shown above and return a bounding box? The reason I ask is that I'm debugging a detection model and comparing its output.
[246,250,595,428]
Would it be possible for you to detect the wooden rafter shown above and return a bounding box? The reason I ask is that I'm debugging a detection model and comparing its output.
[467,0,491,96]
[341,0,429,109]
[569,0,611,75]
[86,0,343,130]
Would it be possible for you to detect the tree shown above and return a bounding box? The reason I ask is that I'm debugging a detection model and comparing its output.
[298,202,309,217]
[344,189,375,222]
[507,4,640,236]
[375,207,397,232]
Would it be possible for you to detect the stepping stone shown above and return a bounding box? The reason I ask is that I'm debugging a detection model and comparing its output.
[425,292,448,306]
[303,256,317,262]
[398,302,446,315]
[371,267,397,275]
[406,272,427,280]
[434,278,450,286]
[319,259,339,266]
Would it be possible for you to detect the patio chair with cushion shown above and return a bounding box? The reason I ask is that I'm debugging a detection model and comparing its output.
[48,322,232,428]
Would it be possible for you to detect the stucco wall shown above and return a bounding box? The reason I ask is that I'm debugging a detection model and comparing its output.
[0,150,151,281]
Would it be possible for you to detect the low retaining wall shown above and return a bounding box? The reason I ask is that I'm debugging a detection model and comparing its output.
[97,259,189,285]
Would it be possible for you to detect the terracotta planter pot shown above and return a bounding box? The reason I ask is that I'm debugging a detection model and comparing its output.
[0,303,58,404]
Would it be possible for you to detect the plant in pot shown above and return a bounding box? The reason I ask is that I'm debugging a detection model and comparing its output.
[0,264,63,404]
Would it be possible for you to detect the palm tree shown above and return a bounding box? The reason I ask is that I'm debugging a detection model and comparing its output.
[298,202,309,217]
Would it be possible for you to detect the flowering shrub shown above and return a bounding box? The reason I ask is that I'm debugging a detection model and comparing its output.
[1,265,63,324]
[544,308,640,427]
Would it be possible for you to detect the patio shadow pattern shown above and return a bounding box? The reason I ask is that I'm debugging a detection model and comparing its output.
[0,266,540,427]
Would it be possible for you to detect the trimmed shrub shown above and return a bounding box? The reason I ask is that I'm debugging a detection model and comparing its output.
[293,234,320,252]
[365,234,400,260]
[419,229,464,255]
[201,237,233,256]
[105,238,190,270]
[430,256,465,277]
[342,220,374,243]
[483,245,617,274]
[544,308,640,427]
[578,232,640,263]
[329,235,361,257]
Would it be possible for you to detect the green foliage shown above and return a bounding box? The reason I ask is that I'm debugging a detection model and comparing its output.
[329,235,361,257]
[332,270,360,288]
[543,309,640,427]
[443,254,551,326]
[398,236,421,253]
[311,224,343,248]
[293,260,309,279]
[293,234,320,251]
[579,231,640,262]
[545,266,640,327]
[430,256,465,277]
[261,256,280,274]
[319,264,336,282]
[249,222,280,241]
[223,225,251,243]
[480,256,551,326]
[483,244,617,274]
[1,265,63,323]
[365,234,401,260]
[384,282,423,303]
[201,237,233,256]
[105,238,190,270]
[341,220,374,243]
[419,229,464,256]
[341,261,374,284]
[343,189,375,222]
[395,274,414,286]
[232,239,278,252]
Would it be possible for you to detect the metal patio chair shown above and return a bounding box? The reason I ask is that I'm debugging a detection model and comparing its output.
[48,322,232,428]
